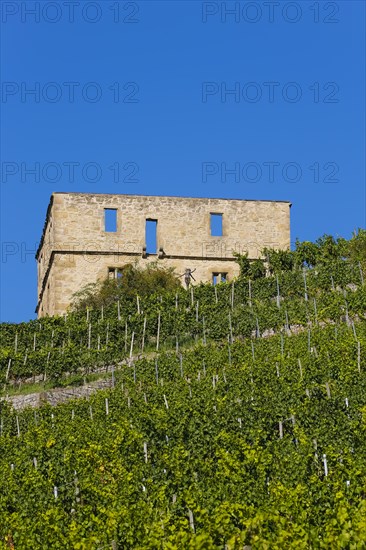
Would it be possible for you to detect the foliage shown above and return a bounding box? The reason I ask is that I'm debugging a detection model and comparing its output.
[71,262,181,311]
[0,235,365,547]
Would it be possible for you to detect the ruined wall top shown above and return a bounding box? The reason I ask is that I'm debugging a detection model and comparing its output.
[36,192,291,261]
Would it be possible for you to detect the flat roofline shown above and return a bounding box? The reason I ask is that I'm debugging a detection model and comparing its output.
[52,191,292,204]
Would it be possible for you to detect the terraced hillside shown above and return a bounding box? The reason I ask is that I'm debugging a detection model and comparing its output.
[0,234,365,548]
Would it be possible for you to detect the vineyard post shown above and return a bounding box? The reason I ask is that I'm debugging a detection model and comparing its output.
[54,486,58,499]
[180,354,183,377]
[214,285,218,304]
[33,333,36,351]
[117,300,121,321]
[89,406,93,419]
[175,293,178,309]
[125,321,128,353]
[276,275,280,308]
[97,335,100,351]
[88,324,91,349]
[322,454,328,476]
[130,332,135,359]
[14,333,18,353]
[105,398,109,415]
[344,295,350,325]
[357,341,361,373]
[188,509,195,532]
[156,312,161,352]
[303,270,308,301]
[142,316,147,353]
[231,281,235,309]
[86,307,89,322]
[106,322,109,346]
[276,363,280,377]
[5,359,11,382]
[279,421,283,439]
[229,313,233,344]
[202,316,206,345]
[163,394,169,409]
[143,442,148,463]
[256,317,260,338]
[44,351,50,383]
[248,279,252,309]
[101,305,104,321]
[16,416,20,437]
[326,382,331,398]
[285,310,290,332]
[137,295,140,314]
[298,358,303,379]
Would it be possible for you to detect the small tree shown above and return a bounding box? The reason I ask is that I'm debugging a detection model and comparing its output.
[71,262,181,311]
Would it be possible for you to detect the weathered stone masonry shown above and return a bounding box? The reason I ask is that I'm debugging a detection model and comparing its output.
[36,193,291,317]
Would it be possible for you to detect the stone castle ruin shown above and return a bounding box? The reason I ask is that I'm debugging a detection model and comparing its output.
[36,193,291,317]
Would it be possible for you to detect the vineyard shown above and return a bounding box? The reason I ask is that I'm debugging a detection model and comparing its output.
[0,235,366,548]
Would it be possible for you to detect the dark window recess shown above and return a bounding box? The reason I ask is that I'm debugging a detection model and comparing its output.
[104,209,117,232]
[210,213,223,236]
[108,267,123,280]
[212,272,228,285]
[145,219,157,254]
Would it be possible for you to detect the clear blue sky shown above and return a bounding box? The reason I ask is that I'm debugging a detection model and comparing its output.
[1,0,365,323]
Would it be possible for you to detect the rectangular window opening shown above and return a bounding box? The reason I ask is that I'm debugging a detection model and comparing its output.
[210,213,223,236]
[146,219,157,254]
[108,267,123,280]
[212,272,228,285]
[104,208,117,232]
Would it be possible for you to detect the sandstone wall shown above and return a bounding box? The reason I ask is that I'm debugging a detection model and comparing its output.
[37,193,291,316]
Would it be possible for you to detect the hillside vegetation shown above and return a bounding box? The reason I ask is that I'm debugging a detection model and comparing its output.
[0,232,365,548]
